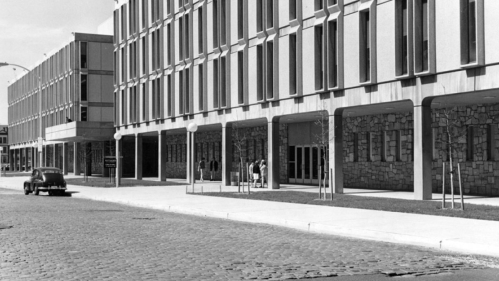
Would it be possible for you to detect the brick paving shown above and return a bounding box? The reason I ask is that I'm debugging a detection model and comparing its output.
[0,188,492,280]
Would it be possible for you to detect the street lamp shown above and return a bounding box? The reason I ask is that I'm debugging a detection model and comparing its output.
[114,132,122,188]
[0,62,43,168]
[187,123,198,191]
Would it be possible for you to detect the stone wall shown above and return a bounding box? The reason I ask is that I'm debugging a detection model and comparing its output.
[343,113,414,191]
[342,103,499,196]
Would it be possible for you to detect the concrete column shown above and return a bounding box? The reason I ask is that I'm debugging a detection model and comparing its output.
[413,105,433,200]
[329,114,344,193]
[186,131,191,183]
[135,134,143,180]
[116,139,122,186]
[222,125,233,186]
[158,131,167,181]
[22,148,27,171]
[74,142,81,175]
[62,143,69,175]
[267,120,280,189]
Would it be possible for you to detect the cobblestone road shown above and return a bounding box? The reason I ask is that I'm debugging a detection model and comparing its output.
[0,188,494,280]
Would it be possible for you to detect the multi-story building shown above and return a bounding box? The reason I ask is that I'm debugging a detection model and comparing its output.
[8,33,115,175]
[0,126,9,169]
[114,0,499,198]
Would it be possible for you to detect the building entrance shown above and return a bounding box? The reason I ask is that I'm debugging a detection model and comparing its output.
[288,145,324,184]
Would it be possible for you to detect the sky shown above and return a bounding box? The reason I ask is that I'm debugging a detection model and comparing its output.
[0,0,115,125]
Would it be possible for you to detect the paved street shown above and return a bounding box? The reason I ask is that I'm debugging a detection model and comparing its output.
[1,188,497,280]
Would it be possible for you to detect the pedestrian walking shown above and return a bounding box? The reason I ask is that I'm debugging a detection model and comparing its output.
[248,160,254,187]
[198,158,206,182]
[260,160,267,188]
[252,160,261,188]
[209,158,218,181]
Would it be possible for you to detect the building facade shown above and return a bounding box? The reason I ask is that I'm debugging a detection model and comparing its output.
[0,126,9,169]
[114,0,499,198]
[8,33,115,175]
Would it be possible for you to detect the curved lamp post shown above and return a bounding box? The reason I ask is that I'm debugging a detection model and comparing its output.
[114,132,122,188]
[0,62,43,168]
[187,123,198,191]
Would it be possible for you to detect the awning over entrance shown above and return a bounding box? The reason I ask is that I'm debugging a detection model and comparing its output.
[45,121,115,142]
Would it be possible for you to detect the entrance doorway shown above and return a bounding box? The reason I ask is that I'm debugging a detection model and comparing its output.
[289,145,325,184]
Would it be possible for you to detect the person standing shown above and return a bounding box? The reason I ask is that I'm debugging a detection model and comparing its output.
[198,158,206,182]
[252,160,261,188]
[209,158,218,181]
[260,160,268,188]
[248,160,254,187]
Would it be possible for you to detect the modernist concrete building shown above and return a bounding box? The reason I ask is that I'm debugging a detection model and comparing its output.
[0,126,9,169]
[7,33,115,175]
[114,0,499,198]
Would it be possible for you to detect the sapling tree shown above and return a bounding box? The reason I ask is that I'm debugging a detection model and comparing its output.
[313,102,333,200]
[438,106,466,210]
[232,122,248,193]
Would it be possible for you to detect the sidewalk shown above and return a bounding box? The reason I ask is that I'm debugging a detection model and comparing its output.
[2,176,499,258]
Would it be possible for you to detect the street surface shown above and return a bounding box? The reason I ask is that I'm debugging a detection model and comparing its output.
[0,188,497,280]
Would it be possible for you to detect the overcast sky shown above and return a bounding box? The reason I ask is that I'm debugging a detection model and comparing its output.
[0,0,114,126]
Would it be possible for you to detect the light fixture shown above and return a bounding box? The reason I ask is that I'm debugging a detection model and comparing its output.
[385,107,394,110]
[114,132,122,140]
[483,96,496,99]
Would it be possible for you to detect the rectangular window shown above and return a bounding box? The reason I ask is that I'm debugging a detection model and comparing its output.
[257,45,264,101]
[328,0,338,5]
[141,37,146,74]
[257,0,263,32]
[315,0,323,11]
[80,42,87,69]
[213,0,219,48]
[220,57,226,107]
[129,86,134,122]
[221,0,226,46]
[155,79,161,118]
[360,11,371,82]
[238,51,244,104]
[415,0,429,72]
[466,126,474,161]
[314,25,323,90]
[179,17,184,60]
[167,75,172,116]
[328,21,338,88]
[81,106,88,122]
[487,124,495,161]
[266,42,273,99]
[121,6,126,40]
[198,8,203,54]
[289,34,297,95]
[353,133,359,162]
[152,80,157,118]
[267,0,273,29]
[396,0,408,76]
[142,83,146,120]
[166,0,171,15]
[213,59,219,108]
[461,0,477,64]
[238,0,244,39]
[142,0,146,28]
[81,75,87,101]
[185,14,190,59]
[198,64,204,110]
[185,68,190,114]
[179,70,184,114]
[121,48,125,82]
[167,24,172,65]
[289,0,296,21]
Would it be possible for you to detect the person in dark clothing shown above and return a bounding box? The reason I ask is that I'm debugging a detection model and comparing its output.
[209,158,218,181]
[252,160,261,188]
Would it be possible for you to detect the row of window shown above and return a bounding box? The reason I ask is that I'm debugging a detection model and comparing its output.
[165,141,222,163]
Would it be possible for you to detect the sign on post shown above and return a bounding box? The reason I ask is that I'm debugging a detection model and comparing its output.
[104,156,117,168]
